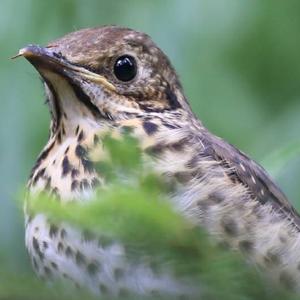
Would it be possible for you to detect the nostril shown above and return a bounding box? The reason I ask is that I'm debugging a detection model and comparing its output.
[53,51,63,59]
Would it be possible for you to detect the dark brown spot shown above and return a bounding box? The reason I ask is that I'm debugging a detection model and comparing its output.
[149,261,161,275]
[49,224,58,238]
[45,177,51,190]
[186,155,199,169]
[44,266,52,277]
[65,246,74,258]
[75,145,93,174]
[87,261,100,276]
[239,240,254,253]
[51,187,59,198]
[62,156,71,176]
[75,251,86,266]
[105,111,113,120]
[32,141,55,175]
[57,242,64,252]
[165,84,182,109]
[91,177,100,188]
[80,179,90,190]
[63,112,68,119]
[208,191,225,204]
[26,214,33,225]
[99,283,108,294]
[37,168,46,177]
[51,262,58,269]
[33,168,46,185]
[57,131,62,143]
[64,146,70,154]
[196,199,211,212]
[71,168,79,178]
[62,124,66,136]
[75,283,80,289]
[279,234,287,243]
[279,271,295,290]
[174,171,194,184]
[162,122,178,129]
[94,134,99,145]
[32,237,44,260]
[82,230,95,242]
[113,268,124,281]
[71,180,79,191]
[264,250,281,266]
[202,146,215,157]
[75,125,79,135]
[32,257,39,271]
[98,235,113,248]
[145,144,165,156]
[75,144,87,158]
[221,217,238,237]
[167,139,186,152]
[60,229,67,239]
[143,121,158,135]
[77,130,84,142]
[82,158,94,173]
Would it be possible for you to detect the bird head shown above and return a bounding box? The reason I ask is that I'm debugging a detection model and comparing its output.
[19,26,191,136]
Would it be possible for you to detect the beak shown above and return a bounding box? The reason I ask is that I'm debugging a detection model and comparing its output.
[17,45,116,91]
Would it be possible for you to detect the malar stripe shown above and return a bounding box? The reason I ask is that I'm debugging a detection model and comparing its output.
[65,77,111,121]
[43,78,62,132]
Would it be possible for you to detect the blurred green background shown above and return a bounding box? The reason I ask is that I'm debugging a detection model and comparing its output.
[0,0,300,277]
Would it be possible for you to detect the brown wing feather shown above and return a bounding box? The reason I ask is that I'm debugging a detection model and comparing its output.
[200,131,300,229]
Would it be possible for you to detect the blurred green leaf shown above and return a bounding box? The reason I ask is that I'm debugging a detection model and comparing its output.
[262,140,300,177]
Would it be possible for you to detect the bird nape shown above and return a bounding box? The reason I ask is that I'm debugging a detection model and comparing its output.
[19,26,300,297]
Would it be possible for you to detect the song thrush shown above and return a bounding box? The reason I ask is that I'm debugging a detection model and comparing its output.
[19,26,300,297]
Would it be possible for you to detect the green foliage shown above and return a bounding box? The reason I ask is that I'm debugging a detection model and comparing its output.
[20,136,300,300]
[0,272,98,300]
[95,133,142,181]
[262,140,300,178]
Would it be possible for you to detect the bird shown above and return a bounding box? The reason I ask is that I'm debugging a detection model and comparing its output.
[19,26,300,297]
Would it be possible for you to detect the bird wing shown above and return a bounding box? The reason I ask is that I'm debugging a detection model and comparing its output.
[200,131,300,229]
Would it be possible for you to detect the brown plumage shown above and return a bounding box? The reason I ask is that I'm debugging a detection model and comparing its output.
[20,26,300,297]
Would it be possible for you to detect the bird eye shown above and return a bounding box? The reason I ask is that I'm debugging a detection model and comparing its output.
[113,55,137,82]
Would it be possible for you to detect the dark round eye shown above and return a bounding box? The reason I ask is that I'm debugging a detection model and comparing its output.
[113,55,137,82]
